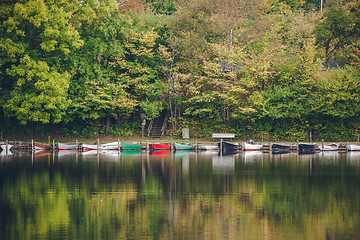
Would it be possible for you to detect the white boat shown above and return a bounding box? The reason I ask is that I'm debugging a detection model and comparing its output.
[57,142,77,150]
[100,142,120,150]
[243,142,262,151]
[0,144,14,152]
[319,143,338,151]
[81,143,99,151]
[347,144,360,151]
[197,143,219,151]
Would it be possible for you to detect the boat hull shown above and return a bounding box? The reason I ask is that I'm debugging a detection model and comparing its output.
[272,144,290,153]
[348,144,360,151]
[100,142,120,150]
[298,143,316,154]
[57,143,77,150]
[243,142,262,151]
[34,142,51,150]
[149,143,171,150]
[122,142,142,150]
[81,144,98,151]
[174,143,194,150]
[218,141,239,153]
[197,144,219,151]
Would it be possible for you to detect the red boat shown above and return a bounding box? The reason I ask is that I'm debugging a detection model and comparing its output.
[149,143,171,150]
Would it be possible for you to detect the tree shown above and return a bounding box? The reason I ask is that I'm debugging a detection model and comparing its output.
[68,10,160,133]
[314,5,360,68]
[0,0,83,124]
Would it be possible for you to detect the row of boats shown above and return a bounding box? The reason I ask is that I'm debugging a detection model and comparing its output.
[2,141,360,154]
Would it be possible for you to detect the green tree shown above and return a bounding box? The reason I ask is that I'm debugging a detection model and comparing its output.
[68,10,160,133]
[314,5,360,68]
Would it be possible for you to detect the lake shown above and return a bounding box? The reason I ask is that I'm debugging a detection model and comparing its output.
[1,150,360,239]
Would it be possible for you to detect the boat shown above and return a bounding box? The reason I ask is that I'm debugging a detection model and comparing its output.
[272,143,290,154]
[57,142,77,150]
[122,142,142,150]
[149,143,171,150]
[100,142,120,150]
[197,143,219,151]
[0,143,14,152]
[81,143,98,151]
[218,141,239,153]
[243,142,262,151]
[34,142,51,150]
[319,143,338,151]
[347,144,360,151]
[298,143,317,154]
[174,142,194,151]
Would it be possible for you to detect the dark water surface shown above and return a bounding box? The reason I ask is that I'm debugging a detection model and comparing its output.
[1,150,360,240]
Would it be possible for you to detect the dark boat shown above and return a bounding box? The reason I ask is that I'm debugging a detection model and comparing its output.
[218,141,239,153]
[272,144,290,154]
[298,143,316,154]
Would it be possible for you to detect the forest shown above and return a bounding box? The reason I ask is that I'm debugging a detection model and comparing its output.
[0,0,359,141]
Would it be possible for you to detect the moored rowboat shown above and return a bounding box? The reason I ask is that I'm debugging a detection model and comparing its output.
[57,142,77,150]
[347,144,360,151]
[272,143,290,153]
[34,142,51,150]
[218,141,239,152]
[149,143,171,150]
[243,142,262,151]
[174,143,194,151]
[122,142,142,150]
[298,143,317,154]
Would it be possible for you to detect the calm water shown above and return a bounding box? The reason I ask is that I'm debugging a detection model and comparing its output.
[1,150,360,240]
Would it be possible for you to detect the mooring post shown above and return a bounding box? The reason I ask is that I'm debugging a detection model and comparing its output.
[118,139,120,152]
[171,139,173,152]
[146,140,149,151]
[321,139,324,151]
[310,131,312,143]
[32,139,34,152]
[76,140,78,151]
[297,140,299,152]
[97,138,100,152]
[195,139,198,152]
[6,140,8,155]
[220,138,223,154]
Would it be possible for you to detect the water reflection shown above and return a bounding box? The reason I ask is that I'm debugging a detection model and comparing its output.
[1,150,360,239]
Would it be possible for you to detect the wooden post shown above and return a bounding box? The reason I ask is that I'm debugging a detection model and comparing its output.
[6,140,8,155]
[48,136,50,145]
[310,131,312,143]
[32,139,34,151]
[297,140,299,152]
[321,139,324,152]
[118,139,120,152]
[97,138,100,151]
[76,140,78,151]
[195,139,198,152]
[53,139,55,152]
[220,138,223,154]
[171,139,173,152]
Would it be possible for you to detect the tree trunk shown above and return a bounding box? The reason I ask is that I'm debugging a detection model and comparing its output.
[105,116,111,134]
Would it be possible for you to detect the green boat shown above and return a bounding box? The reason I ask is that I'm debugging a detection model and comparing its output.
[121,142,142,150]
[174,143,194,151]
